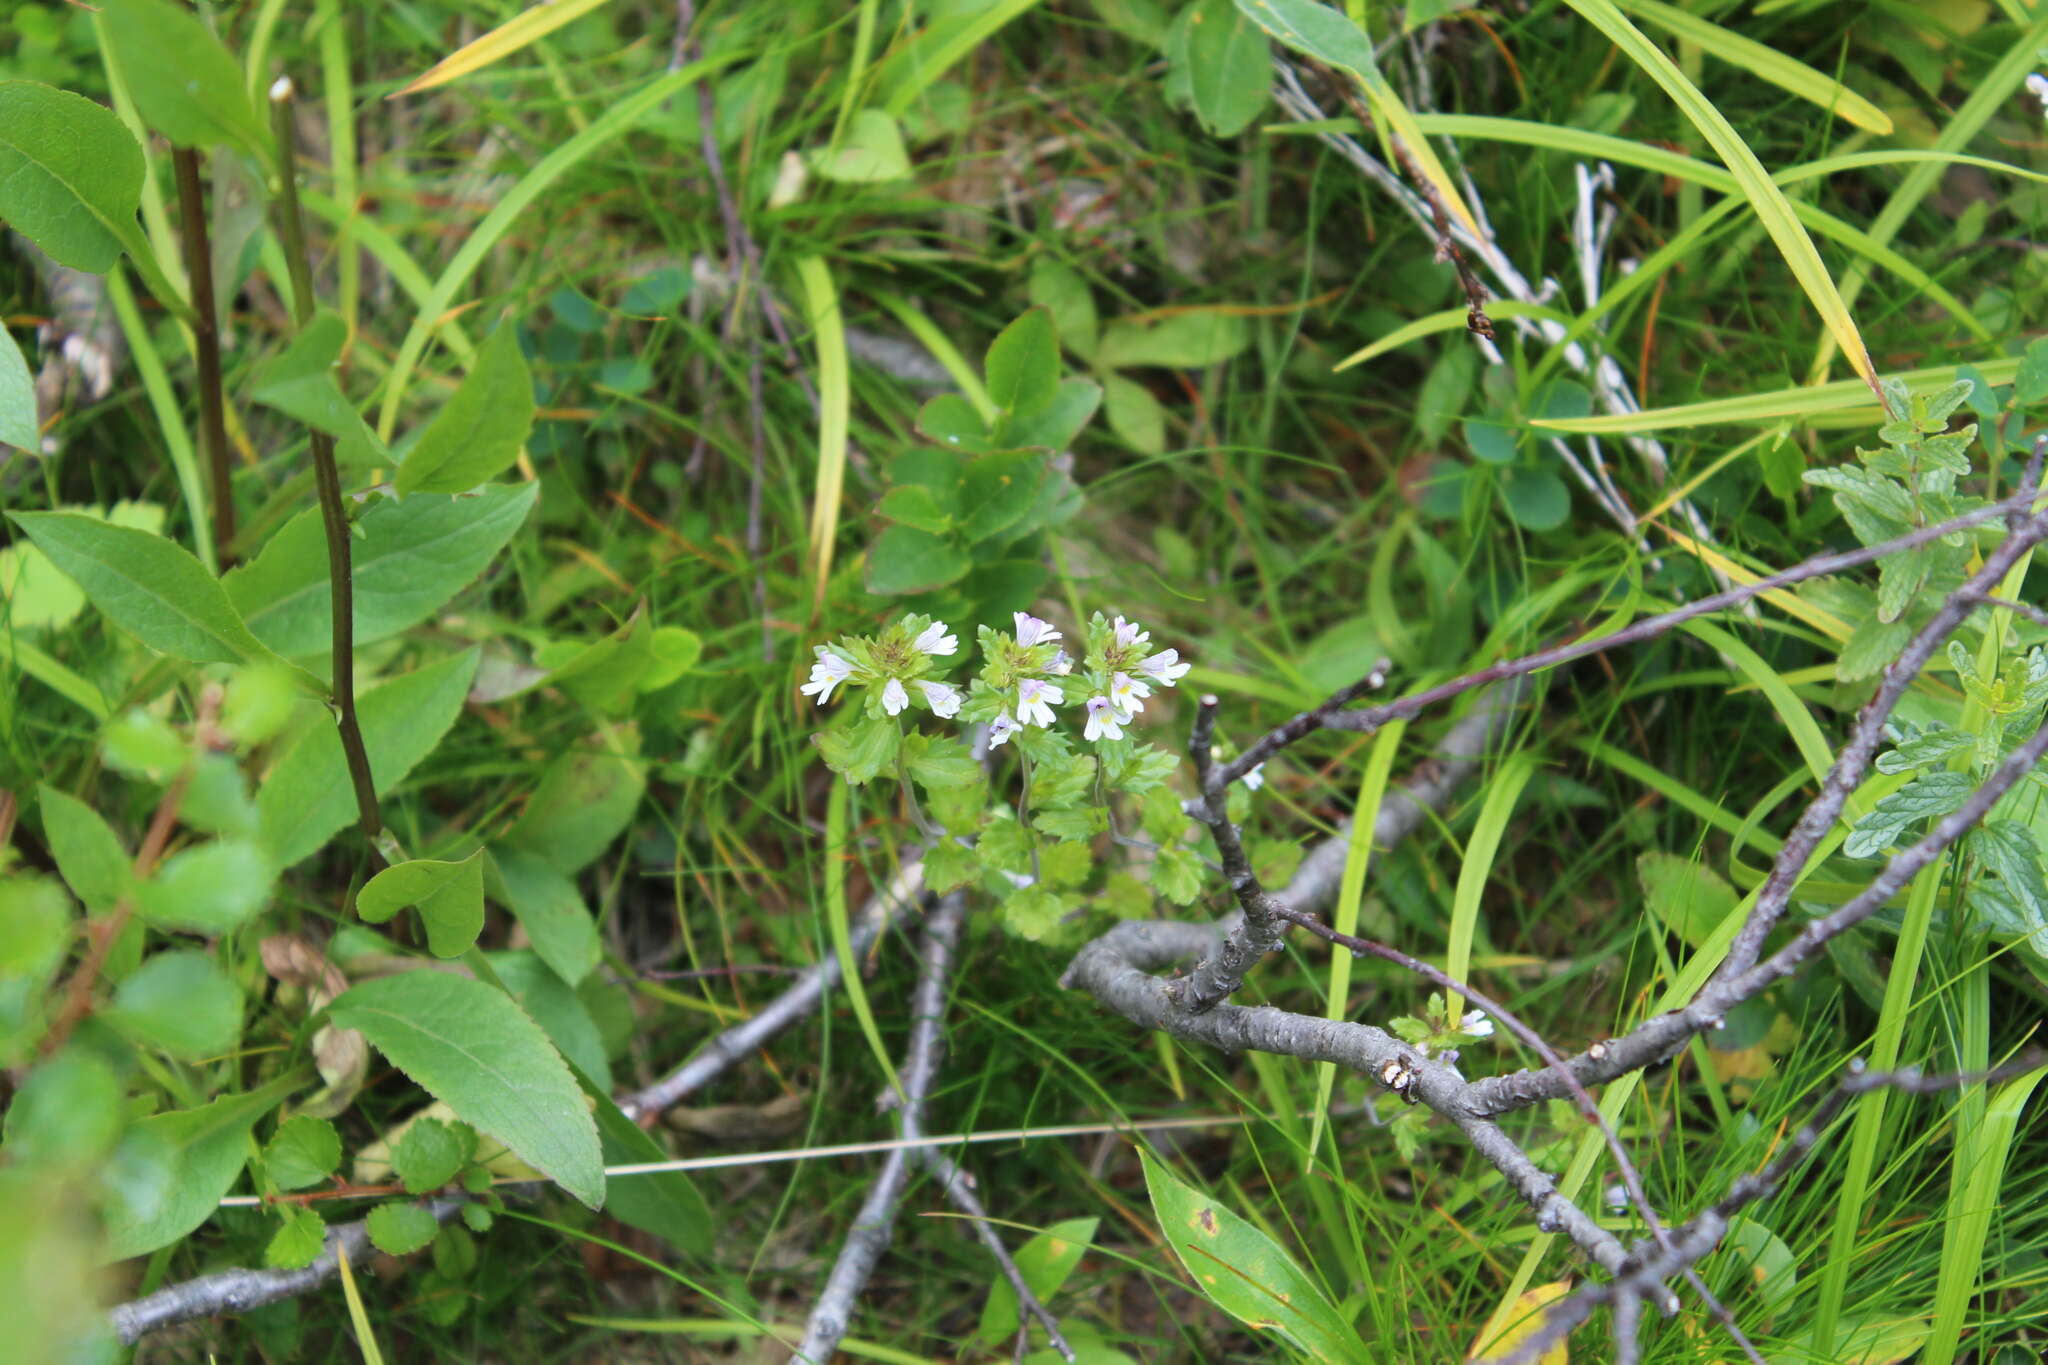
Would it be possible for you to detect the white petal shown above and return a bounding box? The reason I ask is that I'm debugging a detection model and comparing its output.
[881,678,909,715]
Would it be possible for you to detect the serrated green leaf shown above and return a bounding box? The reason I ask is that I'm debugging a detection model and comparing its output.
[226,482,537,659]
[815,714,899,785]
[265,1205,327,1269]
[37,785,130,913]
[1844,772,1972,858]
[1139,1147,1371,1360]
[247,312,388,469]
[8,512,278,665]
[258,649,480,868]
[97,0,268,153]
[366,1201,441,1256]
[906,735,982,789]
[1875,726,1976,775]
[1001,885,1068,940]
[103,950,242,1060]
[357,851,485,959]
[0,80,148,275]
[327,971,604,1208]
[392,1118,472,1194]
[985,308,1060,419]
[397,323,536,495]
[924,841,978,894]
[265,1115,343,1192]
[1154,845,1204,906]
[490,951,611,1090]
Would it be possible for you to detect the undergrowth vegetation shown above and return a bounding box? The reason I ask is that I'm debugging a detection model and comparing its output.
[3,0,2048,1361]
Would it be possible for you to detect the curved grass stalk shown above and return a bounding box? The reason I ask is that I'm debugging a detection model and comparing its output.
[1614,0,1891,133]
[796,255,850,610]
[374,60,733,439]
[1558,0,1881,400]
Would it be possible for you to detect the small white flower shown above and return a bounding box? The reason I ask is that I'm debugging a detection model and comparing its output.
[912,620,958,657]
[800,648,854,705]
[1112,615,1150,651]
[1013,612,1061,647]
[918,680,961,718]
[1108,671,1150,715]
[1046,649,1073,676]
[1137,648,1190,687]
[1459,1009,1493,1038]
[880,678,910,716]
[1083,695,1130,742]
[1243,763,1265,791]
[1001,870,1037,889]
[1016,678,1060,727]
[987,713,1021,747]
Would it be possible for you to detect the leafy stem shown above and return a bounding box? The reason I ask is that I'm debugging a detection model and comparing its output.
[268,78,380,840]
[170,146,234,564]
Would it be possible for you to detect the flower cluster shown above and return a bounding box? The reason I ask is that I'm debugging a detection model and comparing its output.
[800,609,1192,749]
[800,614,962,719]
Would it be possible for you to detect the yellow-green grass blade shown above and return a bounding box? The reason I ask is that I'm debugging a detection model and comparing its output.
[0,636,111,720]
[1680,619,1833,785]
[1558,0,1881,400]
[1533,353,2025,434]
[107,269,212,573]
[1925,1063,2048,1365]
[1574,737,1778,851]
[1444,754,1536,1023]
[394,0,615,96]
[1335,301,1576,371]
[1615,0,1891,133]
[333,1240,388,1365]
[1307,719,1407,1167]
[375,62,731,439]
[877,0,1048,118]
[825,782,904,1102]
[301,190,477,365]
[1807,8,2048,382]
[796,255,851,610]
[869,290,995,421]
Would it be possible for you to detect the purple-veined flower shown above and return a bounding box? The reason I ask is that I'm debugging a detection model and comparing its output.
[1242,763,1266,791]
[1108,670,1150,715]
[912,620,958,657]
[918,680,961,717]
[1013,612,1061,648]
[987,713,1021,747]
[1016,678,1060,727]
[1046,649,1073,676]
[1083,695,1130,742]
[800,648,854,705]
[1111,615,1150,651]
[1459,1009,1493,1038]
[881,678,910,716]
[1137,648,1190,687]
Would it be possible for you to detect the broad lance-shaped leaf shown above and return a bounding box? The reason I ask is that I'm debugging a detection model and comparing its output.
[225,482,537,659]
[100,1070,305,1261]
[396,322,536,495]
[248,312,389,468]
[0,81,148,274]
[488,846,601,986]
[1139,1148,1371,1360]
[326,971,605,1208]
[357,850,486,958]
[258,649,480,868]
[1,324,37,451]
[95,0,269,154]
[7,511,280,666]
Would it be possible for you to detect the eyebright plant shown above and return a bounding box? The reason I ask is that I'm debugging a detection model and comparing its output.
[804,610,1209,939]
